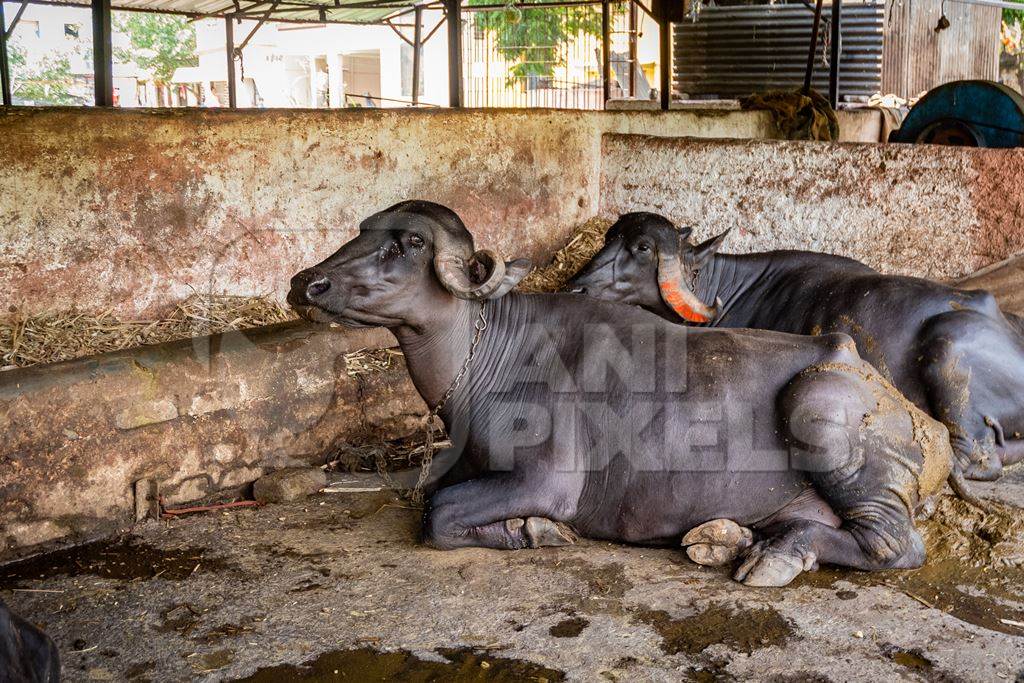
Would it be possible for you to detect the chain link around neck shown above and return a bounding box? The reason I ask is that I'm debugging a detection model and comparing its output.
[377,301,488,506]
[427,301,488,418]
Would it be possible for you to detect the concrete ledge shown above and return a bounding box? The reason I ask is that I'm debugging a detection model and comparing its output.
[605,100,884,142]
[0,321,424,559]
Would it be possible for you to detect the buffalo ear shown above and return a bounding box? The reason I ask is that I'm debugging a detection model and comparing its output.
[688,229,730,268]
[485,258,533,299]
[676,224,694,240]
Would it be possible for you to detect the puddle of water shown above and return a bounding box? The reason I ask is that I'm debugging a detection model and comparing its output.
[0,538,231,588]
[548,617,589,638]
[233,647,565,682]
[880,643,932,671]
[635,603,795,656]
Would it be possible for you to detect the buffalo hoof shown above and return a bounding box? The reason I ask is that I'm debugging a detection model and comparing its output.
[525,517,578,548]
[733,542,817,588]
[681,519,753,567]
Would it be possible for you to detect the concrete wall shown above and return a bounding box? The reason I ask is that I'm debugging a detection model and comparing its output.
[600,134,1024,280]
[0,322,424,560]
[0,107,882,319]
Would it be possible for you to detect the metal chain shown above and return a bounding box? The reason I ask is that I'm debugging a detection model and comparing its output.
[378,301,488,506]
[427,301,488,419]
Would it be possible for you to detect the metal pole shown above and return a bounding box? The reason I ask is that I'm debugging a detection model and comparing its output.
[628,0,637,98]
[601,0,611,107]
[658,14,670,110]
[225,18,237,108]
[1,3,11,106]
[802,0,824,94]
[828,0,841,108]
[446,0,462,107]
[412,5,422,105]
[91,0,113,106]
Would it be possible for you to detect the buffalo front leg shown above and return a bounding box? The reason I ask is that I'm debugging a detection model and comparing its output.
[423,474,578,551]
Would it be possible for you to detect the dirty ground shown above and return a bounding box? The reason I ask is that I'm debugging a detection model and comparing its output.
[3,472,1024,682]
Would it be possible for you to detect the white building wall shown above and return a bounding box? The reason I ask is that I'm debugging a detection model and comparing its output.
[189,14,451,109]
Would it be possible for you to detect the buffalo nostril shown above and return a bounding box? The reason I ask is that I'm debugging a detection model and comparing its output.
[306,278,331,298]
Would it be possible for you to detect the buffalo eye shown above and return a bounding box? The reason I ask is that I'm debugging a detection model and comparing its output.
[634,242,651,255]
[408,233,425,249]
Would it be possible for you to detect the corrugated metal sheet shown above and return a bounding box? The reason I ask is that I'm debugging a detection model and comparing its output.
[673,2,884,100]
[882,0,999,97]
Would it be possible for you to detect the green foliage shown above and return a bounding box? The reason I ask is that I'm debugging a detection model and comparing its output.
[7,41,83,105]
[1005,1,1024,26]
[114,12,197,84]
[467,1,606,82]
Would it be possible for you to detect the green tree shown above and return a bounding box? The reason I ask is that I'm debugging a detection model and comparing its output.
[8,41,83,105]
[114,13,197,85]
[1005,0,1024,25]
[467,1,607,83]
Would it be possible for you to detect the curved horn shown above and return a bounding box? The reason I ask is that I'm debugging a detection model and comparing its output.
[431,222,508,300]
[656,250,720,324]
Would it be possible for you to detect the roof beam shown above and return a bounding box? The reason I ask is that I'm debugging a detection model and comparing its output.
[235,0,279,50]
[384,18,414,45]
[5,0,30,40]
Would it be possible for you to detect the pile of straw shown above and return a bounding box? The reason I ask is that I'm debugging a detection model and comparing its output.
[518,217,612,293]
[1,295,296,369]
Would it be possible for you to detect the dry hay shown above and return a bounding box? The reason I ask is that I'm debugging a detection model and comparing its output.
[921,495,1024,568]
[343,347,404,378]
[1,295,296,369]
[518,217,612,293]
[324,430,450,474]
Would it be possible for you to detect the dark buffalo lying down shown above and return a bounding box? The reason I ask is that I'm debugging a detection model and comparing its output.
[0,600,59,683]
[567,213,1024,484]
[290,201,951,587]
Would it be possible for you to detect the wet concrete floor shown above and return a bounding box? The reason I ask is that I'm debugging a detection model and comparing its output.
[3,470,1024,682]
